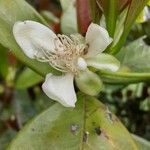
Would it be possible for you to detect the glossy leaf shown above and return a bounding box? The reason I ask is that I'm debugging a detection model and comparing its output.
[124,0,148,32]
[100,37,150,84]
[15,68,43,89]
[111,8,128,47]
[110,0,148,54]
[133,135,150,150]
[9,94,138,150]
[0,0,57,77]
[0,129,16,150]
[117,37,150,72]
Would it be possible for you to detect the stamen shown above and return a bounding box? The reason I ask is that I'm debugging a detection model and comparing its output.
[54,37,63,51]
[34,34,87,74]
[83,44,89,55]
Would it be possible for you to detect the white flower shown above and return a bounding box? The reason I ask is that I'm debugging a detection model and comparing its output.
[13,20,120,107]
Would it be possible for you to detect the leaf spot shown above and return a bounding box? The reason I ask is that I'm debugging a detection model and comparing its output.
[94,127,101,136]
[70,124,79,135]
[83,131,89,142]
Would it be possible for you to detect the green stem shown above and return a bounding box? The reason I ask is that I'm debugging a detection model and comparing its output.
[106,0,118,37]
[98,71,150,84]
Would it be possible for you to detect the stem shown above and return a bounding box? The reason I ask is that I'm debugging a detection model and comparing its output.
[106,0,118,37]
[98,71,150,84]
[108,0,149,54]
[76,0,91,35]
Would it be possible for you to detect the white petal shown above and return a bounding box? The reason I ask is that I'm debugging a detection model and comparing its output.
[85,23,112,58]
[13,20,63,59]
[86,53,120,72]
[42,73,77,107]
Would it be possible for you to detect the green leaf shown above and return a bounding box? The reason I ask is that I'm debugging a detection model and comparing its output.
[123,0,148,32]
[101,37,150,84]
[111,8,128,47]
[117,37,150,72]
[110,0,148,54]
[0,0,58,76]
[9,94,138,150]
[15,68,43,89]
[0,44,8,78]
[133,135,150,150]
[0,129,16,150]
[60,0,77,34]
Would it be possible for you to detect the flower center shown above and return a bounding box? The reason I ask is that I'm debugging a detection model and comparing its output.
[34,34,88,74]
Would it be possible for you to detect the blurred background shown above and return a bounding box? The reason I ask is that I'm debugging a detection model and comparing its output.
[0,0,149,149]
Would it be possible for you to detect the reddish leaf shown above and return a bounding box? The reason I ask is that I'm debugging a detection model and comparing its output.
[76,0,92,35]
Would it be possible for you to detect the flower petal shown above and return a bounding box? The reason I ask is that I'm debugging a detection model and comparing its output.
[85,23,112,58]
[42,73,77,107]
[86,53,120,72]
[13,20,63,59]
[75,69,103,96]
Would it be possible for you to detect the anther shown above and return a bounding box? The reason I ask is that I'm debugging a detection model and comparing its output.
[83,43,89,55]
